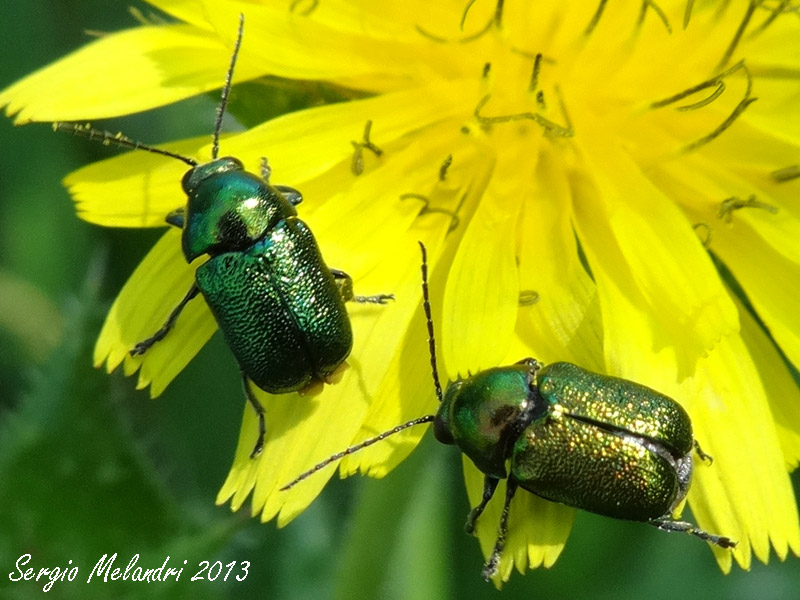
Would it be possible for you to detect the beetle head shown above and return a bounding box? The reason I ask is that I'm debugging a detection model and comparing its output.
[434,363,541,479]
[180,157,297,261]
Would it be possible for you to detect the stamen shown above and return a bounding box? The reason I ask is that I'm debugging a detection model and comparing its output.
[474,94,573,138]
[417,0,504,43]
[440,154,453,180]
[651,61,757,153]
[716,1,757,72]
[651,61,746,108]
[554,85,573,133]
[637,1,672,34]
[677,81,725,111]
[400,193,460,231]
[683,96,757,153]
[771,165,800,182]
[460,0,478,30]
[528,53,543,92]
[750,0,792,37]
[692,223,712,248]
[718,195,778,223]
[290,0,319,16]
[350,120,383,175]
[260,157,272,183]
[683,0,696,30]
[584,0,609,36]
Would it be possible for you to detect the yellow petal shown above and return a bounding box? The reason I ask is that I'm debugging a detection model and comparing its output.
[516,147,602,369]
[0,24,262,121]
[220,79,477,188]
[645,154,800,374]
[573,126,738,374]
[197,0,471,91]
[712,221,800,377]
[738,297,800,470]
[442,154,521,377]
[688,331,800,570]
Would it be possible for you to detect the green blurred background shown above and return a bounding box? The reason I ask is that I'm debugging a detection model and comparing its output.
[1,1,798,598]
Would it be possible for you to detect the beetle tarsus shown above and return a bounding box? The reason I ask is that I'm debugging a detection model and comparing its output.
[165,207,185,229]
[481,479,518,582]
[131,337,159,356]
[693,439,714,464]
[242,373,266,458]
[274,184,303,206]
[130,284,199,356]
[466,476,500,534]
[650,518,737,548]
[353,293,395,304]
[330,268,394,304]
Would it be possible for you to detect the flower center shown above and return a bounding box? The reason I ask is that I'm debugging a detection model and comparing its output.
[434,0,769,163]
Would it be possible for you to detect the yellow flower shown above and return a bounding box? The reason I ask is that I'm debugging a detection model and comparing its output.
[3,0,800,583]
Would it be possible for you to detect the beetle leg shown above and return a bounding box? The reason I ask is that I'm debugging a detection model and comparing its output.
[649,518,737,549]
[298,379,324,397]
[352,293,395,304]
[242,373,266,458]
[165,207,185,228]
[130,284,199,356]
[274,185,303,206]
[465,476,500,534]
[693,439,714,464]
[330,268,395,304]
[481,478,519,581]
[323,362,349,385]
[513,357,543,375]
[330,268,355,301]
[260,157,303,205]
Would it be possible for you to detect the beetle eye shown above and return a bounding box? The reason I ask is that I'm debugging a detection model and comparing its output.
[433,415,454,445]
[181,167,197,194]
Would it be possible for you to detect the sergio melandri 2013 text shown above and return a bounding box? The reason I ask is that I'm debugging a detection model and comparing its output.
[8,552,250,592]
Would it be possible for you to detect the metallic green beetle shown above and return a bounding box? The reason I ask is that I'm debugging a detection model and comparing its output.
[283,242,736,580]
[57,17,391,458]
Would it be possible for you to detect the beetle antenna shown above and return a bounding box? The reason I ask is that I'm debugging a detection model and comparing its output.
[211,13,245,160]
[280,414,436,490]
[53,122,198,167]
[418,241,444,402]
